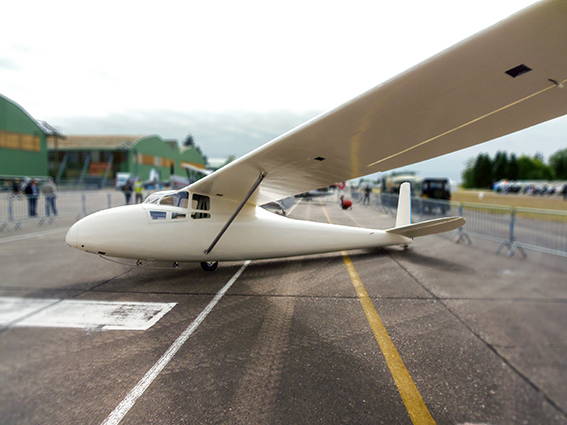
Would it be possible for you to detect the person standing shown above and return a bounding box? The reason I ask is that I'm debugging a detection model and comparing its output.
[134,178,144,203]
[11,178,21,197]
[363,185,372,205]
[24,179,39,216]
[123,178,133,205]
[42,178,58,217]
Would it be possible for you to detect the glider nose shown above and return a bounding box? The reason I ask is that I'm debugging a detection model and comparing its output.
[66,222,79,248]
[64,204,149,257]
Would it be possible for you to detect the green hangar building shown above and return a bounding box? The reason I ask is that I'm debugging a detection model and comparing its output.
[0,94,61,179]
[1,93,208,188]
[50,135,208,188]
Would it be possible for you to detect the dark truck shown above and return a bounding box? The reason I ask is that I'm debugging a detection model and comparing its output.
[382,173,451,214]
[421,178,451,214]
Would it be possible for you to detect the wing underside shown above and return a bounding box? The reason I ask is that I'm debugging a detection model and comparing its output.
[189,1,567,206]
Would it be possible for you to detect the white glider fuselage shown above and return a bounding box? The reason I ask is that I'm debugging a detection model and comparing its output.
[65,196,411,263]
[64,3,567,266]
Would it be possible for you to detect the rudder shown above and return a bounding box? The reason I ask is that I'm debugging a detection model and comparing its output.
[395,182,411,227]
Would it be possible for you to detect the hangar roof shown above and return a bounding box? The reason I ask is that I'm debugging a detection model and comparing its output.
[48,135,144,150]
[37,121,66,138]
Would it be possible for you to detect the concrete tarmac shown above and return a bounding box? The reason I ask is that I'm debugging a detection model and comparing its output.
[1,200,566,424]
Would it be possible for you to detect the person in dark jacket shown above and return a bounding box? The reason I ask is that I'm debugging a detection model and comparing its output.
[123,179,133,205]
[24,179,39,216]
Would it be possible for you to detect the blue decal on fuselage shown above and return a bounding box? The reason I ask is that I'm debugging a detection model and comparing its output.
[150,211,167,220]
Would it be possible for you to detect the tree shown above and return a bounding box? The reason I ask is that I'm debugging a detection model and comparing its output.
[492,151,509,182]
[181,133,207,163]
[517,155,554,180]
[195,146,207,164]
[461,158,476,189]
[549,148,567,179]
[508,153,519,180]
[182,134,195,148]
[473,153,493,189]
[461,149,563,189]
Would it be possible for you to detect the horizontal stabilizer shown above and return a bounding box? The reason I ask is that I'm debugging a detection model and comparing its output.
[386,217,465,239]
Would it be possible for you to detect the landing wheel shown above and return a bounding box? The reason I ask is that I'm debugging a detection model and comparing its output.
[403,244,410,250]
[201,261,218,272]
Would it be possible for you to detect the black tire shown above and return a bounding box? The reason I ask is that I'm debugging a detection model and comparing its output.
[201,261,218,272]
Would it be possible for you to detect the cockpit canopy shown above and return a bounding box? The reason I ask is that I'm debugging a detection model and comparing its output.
[144,190,211,219]
[144,190,189,208]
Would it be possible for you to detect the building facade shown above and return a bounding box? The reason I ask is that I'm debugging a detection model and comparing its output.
[0,94,50,179]
[1,94,208,189]
[50,135,207,187]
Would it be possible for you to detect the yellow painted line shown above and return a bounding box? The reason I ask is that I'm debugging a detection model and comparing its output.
[321,202,436,425]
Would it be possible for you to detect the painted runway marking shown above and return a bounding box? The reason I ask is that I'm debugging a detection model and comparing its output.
[0,297,176,331]
[0,227,67,244]
[101,260,251,425]
[341,255,436,425]
[320,202,436,425]
[286,198,302,215]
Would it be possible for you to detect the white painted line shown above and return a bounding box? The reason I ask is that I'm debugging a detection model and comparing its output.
[0,227,67,244]
[0,297,177,331]
[101,260,251,425]
[286,198,302,215]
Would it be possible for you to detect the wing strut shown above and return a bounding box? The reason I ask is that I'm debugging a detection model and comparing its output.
[204,171,266,255]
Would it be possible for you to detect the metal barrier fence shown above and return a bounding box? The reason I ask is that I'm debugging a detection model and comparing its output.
[512,208,567,257]
[2,189,566,258]
[0,191,130,232]
[367,191,567,258]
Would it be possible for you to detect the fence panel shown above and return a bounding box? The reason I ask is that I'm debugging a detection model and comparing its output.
[374,193,454,222]
[513,208,567,257]
[376,193,398,216]
[458,203,512,243]
[0,190,137,231]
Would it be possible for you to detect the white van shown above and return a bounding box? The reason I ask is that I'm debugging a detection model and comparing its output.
[115,172,132,190]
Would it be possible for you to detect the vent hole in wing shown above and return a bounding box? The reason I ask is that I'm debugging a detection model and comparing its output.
[505,64,532,78]
[314,156,325,161]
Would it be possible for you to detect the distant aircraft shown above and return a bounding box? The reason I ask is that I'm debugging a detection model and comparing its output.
[260,196,296,216]
[66,1,567,271]
[295,187,335,201]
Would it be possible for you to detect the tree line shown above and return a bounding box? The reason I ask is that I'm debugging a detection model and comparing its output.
[461,148,567,189]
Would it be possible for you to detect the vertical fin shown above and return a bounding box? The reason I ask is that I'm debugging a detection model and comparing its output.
[395,182,412,227]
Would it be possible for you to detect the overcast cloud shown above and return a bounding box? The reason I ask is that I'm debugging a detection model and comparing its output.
[2,0,565,183]
[52,109,320,159]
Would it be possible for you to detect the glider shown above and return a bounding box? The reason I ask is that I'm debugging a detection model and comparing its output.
[66,1,567,271]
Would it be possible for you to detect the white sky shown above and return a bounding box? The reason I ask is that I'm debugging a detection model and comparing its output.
[2,0,566,182]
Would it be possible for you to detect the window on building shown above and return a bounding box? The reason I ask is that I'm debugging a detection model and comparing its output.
[0,131,40,152]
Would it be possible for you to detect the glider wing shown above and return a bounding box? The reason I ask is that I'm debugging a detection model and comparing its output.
[189,1,567,206]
